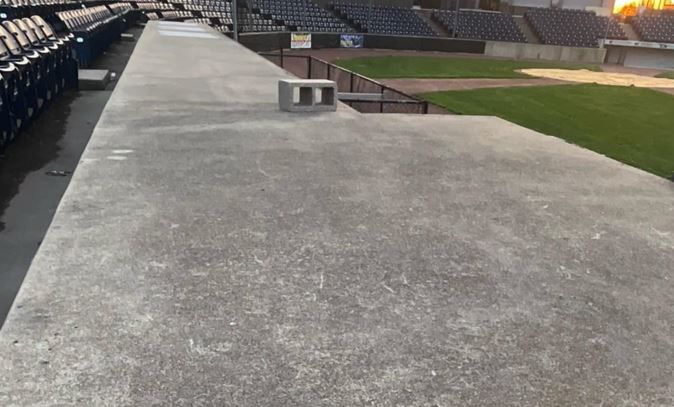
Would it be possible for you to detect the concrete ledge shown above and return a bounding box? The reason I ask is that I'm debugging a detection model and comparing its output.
[78,69,111,90]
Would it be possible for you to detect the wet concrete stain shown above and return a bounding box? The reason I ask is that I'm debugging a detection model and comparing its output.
[0,92,76,232]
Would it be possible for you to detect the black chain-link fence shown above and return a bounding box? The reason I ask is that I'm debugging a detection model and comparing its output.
[261,52,430,114]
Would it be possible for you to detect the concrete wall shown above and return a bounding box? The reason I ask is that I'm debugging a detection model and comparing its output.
[484,41,607,63]
[239,32,607,65]
[619,47,674,69]
[239,32,486,54]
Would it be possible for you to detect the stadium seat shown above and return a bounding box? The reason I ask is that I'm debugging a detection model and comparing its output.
[248,0,349,33]
[0,21,48,115]
[633,15,674,43]
[330,2,434,36]
[3,19,60,103]
[432,9,526,42]
[525,8,626,48]
[0,41,25,146]
[57,5,124,67]
[20,17,76,90]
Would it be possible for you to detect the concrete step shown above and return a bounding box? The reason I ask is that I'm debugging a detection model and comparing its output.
[620,22,640,41]
[78,69,111,90]
[416,9,450,37]
[514,15,540,44]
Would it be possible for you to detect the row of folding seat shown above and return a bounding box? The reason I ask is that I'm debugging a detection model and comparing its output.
[56,5,125,67]
[249,0,352,33]
[432,10,527,43]
[525,8,626,48]
[150,10,192,19]
[330,2,435,36]
[136,3,176,11]
[0,15,77,150]
[0,0,80,22]
[633,15,674,43]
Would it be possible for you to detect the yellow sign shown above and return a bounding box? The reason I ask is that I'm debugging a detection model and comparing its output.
[291,33,312,49]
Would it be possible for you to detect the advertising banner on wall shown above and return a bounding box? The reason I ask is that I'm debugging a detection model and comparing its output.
[340,34,364,48]
[291,33,312,49]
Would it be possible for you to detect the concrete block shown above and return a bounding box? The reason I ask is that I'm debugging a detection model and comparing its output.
[78,69,111,90]
[121,33,135,42]
[278,79,337,112]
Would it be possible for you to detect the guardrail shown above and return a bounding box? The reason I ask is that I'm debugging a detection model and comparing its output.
[261,52,429,114]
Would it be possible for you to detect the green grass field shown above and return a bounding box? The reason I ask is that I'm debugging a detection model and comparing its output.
[655,70,674,79]
[334,56,601,79]
[422,84,674,178]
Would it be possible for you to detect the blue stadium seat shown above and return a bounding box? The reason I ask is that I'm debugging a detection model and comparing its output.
[0,22,45,120]
[57,5,126,68]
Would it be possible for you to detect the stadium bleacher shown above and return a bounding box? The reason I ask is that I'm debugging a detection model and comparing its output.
[0,14,78,150]
[525,8,626,48]
[330,2,435,36]
[0,1,135,151]
[633,15,674,43]
[57,5,127,67]
[248,0,351,32]
[432,9,526,42]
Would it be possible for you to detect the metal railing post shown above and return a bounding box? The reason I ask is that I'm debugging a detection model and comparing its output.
[232,0,238,42]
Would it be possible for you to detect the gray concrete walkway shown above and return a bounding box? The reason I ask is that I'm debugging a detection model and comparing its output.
[0,22,672,406]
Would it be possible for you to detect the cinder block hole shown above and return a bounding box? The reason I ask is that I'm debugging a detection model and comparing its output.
[293,86,313,106]
[316,87,335,106]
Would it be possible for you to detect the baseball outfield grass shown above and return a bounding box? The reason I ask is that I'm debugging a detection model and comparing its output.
[422,84,674,178]
[334,56,601,79]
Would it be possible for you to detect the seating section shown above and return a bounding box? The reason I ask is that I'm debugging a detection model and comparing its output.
[147,10,192,20]
[0,15,78,150]
[139,0,285,33]
[331,2,435,36]
[633,15,674,43]
[237,11,284,33]
[57,5,128,67]
[248,0,351,32]
[0,0,81,22]
[525,8,626,48]
[185,17,231,32]
[135,2,176,12]
[432,10,526,42]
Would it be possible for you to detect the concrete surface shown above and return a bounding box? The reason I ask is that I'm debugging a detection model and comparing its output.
[78,69,111,90]
[0,27,141,326]
[0,22,673,406]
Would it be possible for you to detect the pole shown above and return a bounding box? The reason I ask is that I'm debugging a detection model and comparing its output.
[368,0,373,33]
[232,0,238,42]
[602,13,611,48]
[453,0,460,39]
